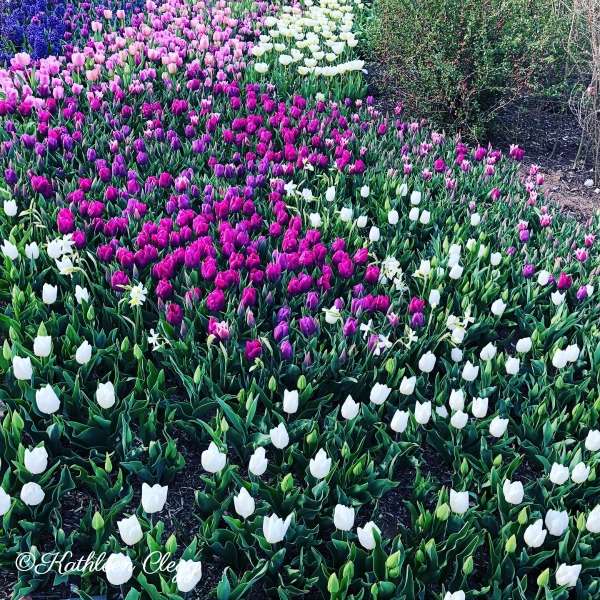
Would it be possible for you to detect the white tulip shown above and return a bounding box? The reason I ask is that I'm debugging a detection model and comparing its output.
[141,483,168,514]
[414,401,431,425]
[233,488,255,519]
[325,186,335,202]
[419,210,431,225]
[565,344,580,363]
[524,519,547,548]
[75,285,89,304]
[418,351,436,373]
[545,509,569,536]
[41,283,58,304]
[333,504,355,531]
[398,183,408,197]
[175,559,203,593]
[25,242,40,260]
[408,207,419,221]
[357,216,368,229]
[75,341,92,365]
[360,185,370,198]
[1,240,18,260]
[571,462,590,484]
[451,410,468,429]
[399,376,416,395]
[552,349,568,369]
[24,447,48,475]
[96,381,115,409]
[20,482,45,506]
[436,405,449,418]
[449,264,464,279]
[480,343,497,361]
[13,356,33,380]
[516,337,532,353]
[429,289,441,307]
[502,480,524,504]
[390,410,409,433]
[471,397,488,418]
[370,383,391,405]
[461,361,479,382]
[549,463,569,485]
[283,389,299,414]
[555,563,581,588]
[449,389,465,411]
[33,335,52,357]
[537,270,550,285]
[309,449,331,479]
[505,357,520,375]
[0,488,11,516]
[201,442,227,473]
[105,553,134,586]
[490,252,501,266]
[410,190,421,205]
[4,200,17,217]
[551,291,565,306]
[36,384,60,414]
[387,210,399,225]
[340,207,353,222]
[444,592,465,600]
[263,514,292,544]
[491,299,506,316]
[451,348,463,362]
[585,506,600,533]
[270,423,290,449]
[489,416,509,438]
[357,521,381,550]
[341,396,360,420]
[449,490,469,514]
[117,515,143,545]
[249,447,268,476]
[585,429,600,451]
[470,213,481,226]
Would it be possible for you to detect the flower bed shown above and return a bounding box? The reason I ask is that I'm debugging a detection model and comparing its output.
[1,0,600,599]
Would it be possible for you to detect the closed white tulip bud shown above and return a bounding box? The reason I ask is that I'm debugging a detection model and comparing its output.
[410,190,421,205]
[545,509,569,536]
[429,289,441,307]
[360,185,370,198]
[461,361,479,382]
[565,344,580,363]
[270,423,289,449]
[20,482,45,506]
[36,384,60,414]
[418,351,436,373]
[341,396,360,420]
[419,210,431,224]
[387,210,399,225]
[370,383,391,405]
[470,213,481,226]
[471,397,488,418]
[408,207,419,221]
[201,442,227,473]
[175,559,202,593]
[117,515,143,546]
[249,447,268,476]
[368,226,379,242]
[309,449,331,479]
[449,489,469,514]
[340,207,353,222]
[505,357,520,375]
[6,199,19,216]
[414,401,431,425]
[357,216,368,230]
[13,356,33,380]
[46,239,62,259]
[451,410,468,429]
[449,264,464,279]
[491,299,506,316]
[451,348,463,362]
[524,519,547,548]
[334,504,355,531]
[552,349,568,369]
[0,488,11,516]
[24,446,48,475]
[357,521,381,550]
[502,480,524,505]
[283,389,299,414]
[1,240,18,260]
[105,553,134,586]
[263,514,292,544]
[516,337,532,353]
[25,242,40,260]
[398,183,408,197]
[390,410,409,433]
[549,463,569,485]
[444,593,466,600]
[96,381,115,409]
[42,283,58,304]
[466,239,476,252]
[436,405,449,418]
[451,328,465,344]
[233,487,255,519]
[325,186,335,202]
[585,506,600,533]
[33,335,52,357]
[571,462,590,484]
[555,564,581,588]
[490,416,509,438]
[449,389,464,411]
[141,483,168,514]
[75,341,92,365]
[480,343,497,361]
[585,429,600,451]
[490,252,501,266]
[399,375,416,395]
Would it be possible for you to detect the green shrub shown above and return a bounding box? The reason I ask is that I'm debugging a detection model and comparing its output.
[366,0,572,136]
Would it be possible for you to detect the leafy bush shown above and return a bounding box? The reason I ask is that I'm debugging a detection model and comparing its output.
[366,0,572,136]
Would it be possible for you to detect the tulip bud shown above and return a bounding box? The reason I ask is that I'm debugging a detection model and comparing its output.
[537,568,550,587]
[281,473,294,493]
[165,534,177,554]
[436,503,450,521]
[92,512,104,531]
[297,375,307,390]
[463,556,473,575]
[505,534,517,553]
